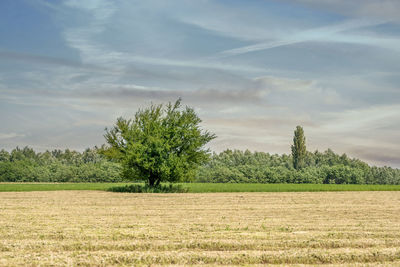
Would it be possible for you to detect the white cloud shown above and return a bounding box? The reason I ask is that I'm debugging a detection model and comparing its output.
[304,104,400,166]
[290,0,400,22]
[1,0,399,167]
[219,19,390,57]
[319,104,400,133]
[0,133,25,140]
[254,76,314,92]
[61,0,269,74]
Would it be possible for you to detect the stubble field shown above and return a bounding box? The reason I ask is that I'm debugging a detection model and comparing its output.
[0,191,400,266]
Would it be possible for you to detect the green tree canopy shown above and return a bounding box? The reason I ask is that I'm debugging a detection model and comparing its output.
[101,98,216,187]
[291,125,307,170]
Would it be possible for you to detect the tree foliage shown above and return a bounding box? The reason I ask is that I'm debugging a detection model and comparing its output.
[291,126,307,170]
[1,116,400,185]
[0,147,122,182]
[0,146,399,185]
[101,98,216,186]
[196,149,400,185]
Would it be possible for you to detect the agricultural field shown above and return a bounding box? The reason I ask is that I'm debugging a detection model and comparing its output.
[1,182,400,192]
[0,191,400,266]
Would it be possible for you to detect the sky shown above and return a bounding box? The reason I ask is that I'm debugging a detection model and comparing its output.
[0,0,400,167]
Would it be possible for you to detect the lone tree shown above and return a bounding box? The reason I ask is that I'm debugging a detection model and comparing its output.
[101,98,216,187]
[291,125,306,170]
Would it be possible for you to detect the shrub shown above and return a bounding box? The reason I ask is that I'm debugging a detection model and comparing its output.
[107,184,189,193]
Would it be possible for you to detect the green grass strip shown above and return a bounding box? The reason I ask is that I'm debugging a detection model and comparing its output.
[0,183,129,192]
[184,183,400,192]
[1,183,400,192]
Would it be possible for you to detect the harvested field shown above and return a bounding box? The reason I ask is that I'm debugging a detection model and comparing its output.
[0,191,400,266]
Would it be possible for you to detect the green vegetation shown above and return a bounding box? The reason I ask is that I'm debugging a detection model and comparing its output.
[291,125,306,169]
[107,184,188,193]
[0,183,128,192]
[1,183,400,192]
[197,149,400,184]
[0,101,399,186]
[1,146,400,185]
[101,98,215,187]
[185,183,400,192]
[0,146,123,183]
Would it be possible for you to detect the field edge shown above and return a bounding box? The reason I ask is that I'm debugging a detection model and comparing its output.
[1,183,400,192]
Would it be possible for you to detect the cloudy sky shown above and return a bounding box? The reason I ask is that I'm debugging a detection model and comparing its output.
[0,0,400,167]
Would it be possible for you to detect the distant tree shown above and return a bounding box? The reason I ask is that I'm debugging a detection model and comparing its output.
[101,98,216,187]
[291,126,307,170]
[0,150,10,162]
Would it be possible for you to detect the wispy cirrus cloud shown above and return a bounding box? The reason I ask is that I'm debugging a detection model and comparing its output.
[0,0,399,167]
[61,0,268,74]
[219,19,392,57]
[288,0,400,22]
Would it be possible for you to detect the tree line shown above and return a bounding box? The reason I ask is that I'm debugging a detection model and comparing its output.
[1,99,399,185]
[0,146,122,182]
[196,149,400,184]
[198,126,400,184]
[0,146,399,184]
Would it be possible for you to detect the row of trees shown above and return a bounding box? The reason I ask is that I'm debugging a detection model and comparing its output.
[1,146,399,184]
[1,99,399,185]
[0,147,122,182]
[196,149,400,184]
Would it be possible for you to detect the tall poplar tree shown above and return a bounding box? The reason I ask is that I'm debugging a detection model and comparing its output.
[291,125,306,170]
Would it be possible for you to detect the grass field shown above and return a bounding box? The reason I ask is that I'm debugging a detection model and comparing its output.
[0,191,399,266]
[0,183,129,192]
[1,182,400,192]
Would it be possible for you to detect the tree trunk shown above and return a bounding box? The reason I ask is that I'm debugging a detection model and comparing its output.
[148,172,159,187]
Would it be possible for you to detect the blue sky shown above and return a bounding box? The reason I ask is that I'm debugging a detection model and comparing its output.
[1,0,400,167]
